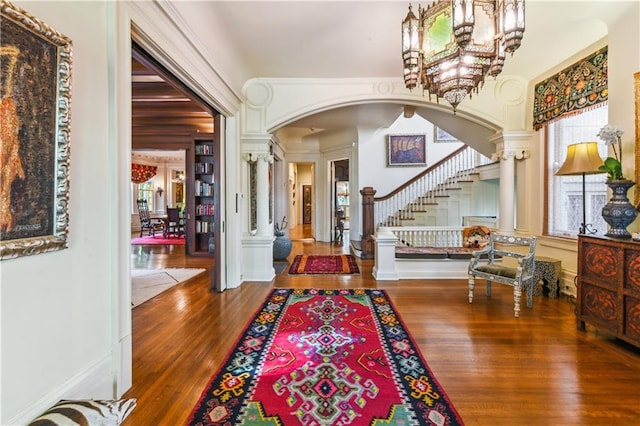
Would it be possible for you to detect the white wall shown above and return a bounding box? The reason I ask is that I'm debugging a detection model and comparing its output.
[527,2,640,295]
[2,2,115,423]
[359,114,464,197]
[1,1,638,423]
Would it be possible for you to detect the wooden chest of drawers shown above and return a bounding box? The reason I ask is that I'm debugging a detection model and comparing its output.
[577,235,640,347]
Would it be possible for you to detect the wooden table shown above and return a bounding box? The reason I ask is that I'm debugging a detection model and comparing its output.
[152,214,186,238]
[533,256,562,298]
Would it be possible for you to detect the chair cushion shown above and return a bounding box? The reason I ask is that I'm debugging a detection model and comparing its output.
[474,264,517,279]
[444,247,476,259]
[395,246,448,259]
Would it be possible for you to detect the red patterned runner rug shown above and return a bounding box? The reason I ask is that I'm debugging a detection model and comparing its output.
[288,254,360,275]
[187,289,463,425]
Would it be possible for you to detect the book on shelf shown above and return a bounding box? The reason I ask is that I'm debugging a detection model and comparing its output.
[195,220,215,233]
[196,204,215,215]
[195,162,214,174]
[195,180,214,196]
[195,144,214,155]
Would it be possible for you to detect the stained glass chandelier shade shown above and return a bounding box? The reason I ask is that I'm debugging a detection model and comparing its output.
[402,0,525,111]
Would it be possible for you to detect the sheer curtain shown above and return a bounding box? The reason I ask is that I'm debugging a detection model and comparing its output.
[547,106,608,237]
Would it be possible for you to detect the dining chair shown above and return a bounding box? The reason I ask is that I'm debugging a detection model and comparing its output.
[136,199,165,237]
[166,207,185,238]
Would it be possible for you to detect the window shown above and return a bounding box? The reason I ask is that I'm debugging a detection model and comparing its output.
[136,181,155,212]
[546,106,608,237]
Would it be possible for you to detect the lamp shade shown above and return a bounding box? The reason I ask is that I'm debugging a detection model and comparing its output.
[555,142,605,176]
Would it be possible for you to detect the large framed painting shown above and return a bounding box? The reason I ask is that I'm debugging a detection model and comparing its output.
[387,134,427,166]
[0,1,73,260]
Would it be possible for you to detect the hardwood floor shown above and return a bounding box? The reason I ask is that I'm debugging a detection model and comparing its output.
[124,227,640,425]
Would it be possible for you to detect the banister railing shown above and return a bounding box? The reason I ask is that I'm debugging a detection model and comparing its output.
[373,145,491,228]
[386,226,465,247]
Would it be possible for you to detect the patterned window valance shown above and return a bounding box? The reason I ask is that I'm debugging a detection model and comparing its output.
[533,46,608,130]
[131,163,157,184]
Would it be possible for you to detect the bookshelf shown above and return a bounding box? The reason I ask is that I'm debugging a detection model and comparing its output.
[190,136,217,256]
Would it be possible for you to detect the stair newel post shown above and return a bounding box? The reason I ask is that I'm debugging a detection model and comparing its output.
[361,186,377,259]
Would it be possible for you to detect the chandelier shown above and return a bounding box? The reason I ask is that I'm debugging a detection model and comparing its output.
[402,0,525,112]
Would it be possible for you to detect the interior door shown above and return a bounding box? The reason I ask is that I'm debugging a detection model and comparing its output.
[303,185,312,224]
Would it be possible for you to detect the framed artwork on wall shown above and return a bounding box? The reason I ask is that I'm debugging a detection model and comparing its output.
[1,2,73,260]
[434,127,458,143]
[387,134,427,166]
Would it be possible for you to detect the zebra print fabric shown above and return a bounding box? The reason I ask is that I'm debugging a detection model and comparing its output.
[28,398,136,426]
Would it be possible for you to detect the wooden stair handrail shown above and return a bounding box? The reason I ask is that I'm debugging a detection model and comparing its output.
[373,145,469,202]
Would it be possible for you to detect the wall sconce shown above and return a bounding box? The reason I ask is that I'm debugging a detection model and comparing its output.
[157,186,164,197]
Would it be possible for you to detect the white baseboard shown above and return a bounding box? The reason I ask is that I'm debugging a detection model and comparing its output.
[372,266,399,280]
[6,354,113,426]
[395,259,469,279]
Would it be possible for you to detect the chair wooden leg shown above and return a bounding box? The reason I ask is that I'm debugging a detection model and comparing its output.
[513,286,522,317]
[526,281,534,308]
[468,275,475,304]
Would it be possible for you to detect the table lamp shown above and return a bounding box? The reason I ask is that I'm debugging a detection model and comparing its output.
[555,142,605,234]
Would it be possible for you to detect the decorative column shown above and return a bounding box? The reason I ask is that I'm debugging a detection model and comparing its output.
[241,138,275,282]
[491,132,532,234]
[498,151,516,234]
[256,153,273,236]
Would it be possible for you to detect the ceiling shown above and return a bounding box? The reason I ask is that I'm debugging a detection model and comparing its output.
[131,50,213,140]
[174,1,625,82]
[133,1,633,145]
[131,47,212,161]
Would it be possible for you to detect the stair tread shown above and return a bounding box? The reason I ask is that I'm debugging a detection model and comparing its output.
[376,148,494,229]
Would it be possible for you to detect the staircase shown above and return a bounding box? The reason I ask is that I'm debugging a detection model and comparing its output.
[373,145,496,229]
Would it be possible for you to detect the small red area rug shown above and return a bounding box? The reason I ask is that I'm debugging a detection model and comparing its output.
[288,254,359,275]
[187,288,463,425]
[131,235,184,245]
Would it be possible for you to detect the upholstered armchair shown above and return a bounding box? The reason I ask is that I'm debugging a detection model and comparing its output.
[468,233,537,317]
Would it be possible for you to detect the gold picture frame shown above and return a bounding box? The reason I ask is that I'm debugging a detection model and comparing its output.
[1,1,73,260]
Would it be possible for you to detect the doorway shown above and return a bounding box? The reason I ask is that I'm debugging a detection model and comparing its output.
[131,42,221,291]
[331,159,349,244]
[289,162,314,238]
[131,150,185,235]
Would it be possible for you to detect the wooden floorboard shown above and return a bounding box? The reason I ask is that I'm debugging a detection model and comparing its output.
[123,228,640,425]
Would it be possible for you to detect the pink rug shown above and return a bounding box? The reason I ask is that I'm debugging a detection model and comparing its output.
[131,235,185,245]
